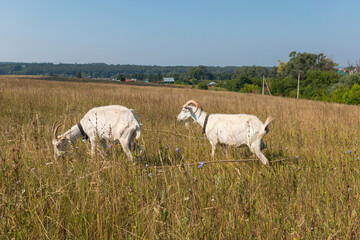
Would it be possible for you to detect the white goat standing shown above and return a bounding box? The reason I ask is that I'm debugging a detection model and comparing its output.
[177,100,273,165]
[52,105,142,160]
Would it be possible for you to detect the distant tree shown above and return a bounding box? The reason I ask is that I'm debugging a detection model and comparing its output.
[190,78,200,85]
[269,77,298,97]
[178,73,189,81]
[277,60,287,75]
[337,73,360,89]
[175,79,191,85]
[225,76,251,92]
[232,66,269,79]
[189,66,214,80]
[76,71,82,78]
[12,65,22,72]
[268,66,278,78]
[240,84,259,93]
[249,77,262,87]
[197,82,208,90]
[345,84,360,104]
[316,54,339,71]
[117,74,125,81]
[282,51,338,79]
[330,85,350,103]
[218,70,232,80]
[302,70,340,99]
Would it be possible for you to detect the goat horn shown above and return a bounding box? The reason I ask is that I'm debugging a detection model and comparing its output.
[52,123,63,140]
[194,100,202,113]
[183,100,201,113]
[52,122,57,134]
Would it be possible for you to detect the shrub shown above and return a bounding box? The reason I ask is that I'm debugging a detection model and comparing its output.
[346,84,360,104]
[330,86,350,103]
[240,84,259,93]
[197,82,208,90]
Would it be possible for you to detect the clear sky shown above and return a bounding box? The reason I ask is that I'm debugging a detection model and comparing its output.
[1,0,359,67]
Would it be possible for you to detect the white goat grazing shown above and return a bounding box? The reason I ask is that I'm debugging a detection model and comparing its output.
[177,100,273,165]
[52,105,142,160]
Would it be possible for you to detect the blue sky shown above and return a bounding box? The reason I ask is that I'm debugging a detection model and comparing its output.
[1,0,359,67]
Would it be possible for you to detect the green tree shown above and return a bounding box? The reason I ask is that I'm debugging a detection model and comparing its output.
[277,60,287,75]
[76,71,82,78]
[346,84,360,104]
[337,73,360,88]
[219,70,232,80]
[282,51,338,79]
[269,77,298,97]
[232,66,269,79]
[302,70,340,99]
[225,76,251,92]
[189,66,214,80]
[240,84,259,93]
[197,82,208,90]
[117,74,125,81]
[330,85,350,103]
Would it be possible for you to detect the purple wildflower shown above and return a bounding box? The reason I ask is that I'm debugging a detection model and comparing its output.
[175,148,179,153]
[296,156,299,159]
[348,150,352,154]
[108,144,112,148]
[198,161,204,168]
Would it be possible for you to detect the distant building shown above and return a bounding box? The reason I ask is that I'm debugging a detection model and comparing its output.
[163,77,175,84]
[125,78,137,82]
[349,69,358,75]
[337,69,347,76]
[208,82,216,86]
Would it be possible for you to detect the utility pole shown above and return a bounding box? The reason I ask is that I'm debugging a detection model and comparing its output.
[262,75,272,96]
[297,71,300,99]
[264,76,272,96]
[262,75,265,95]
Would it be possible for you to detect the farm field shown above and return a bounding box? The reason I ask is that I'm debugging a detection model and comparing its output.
[0,75,360,239]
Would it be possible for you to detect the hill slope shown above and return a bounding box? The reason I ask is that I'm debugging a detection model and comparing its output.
[0,75,359,239]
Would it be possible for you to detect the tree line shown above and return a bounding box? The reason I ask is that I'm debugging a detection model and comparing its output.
[2,51,360,105]
[215,52,360,105]
[0,62,243,81]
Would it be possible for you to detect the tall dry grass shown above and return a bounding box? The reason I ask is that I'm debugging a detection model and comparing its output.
[0,75,359,239]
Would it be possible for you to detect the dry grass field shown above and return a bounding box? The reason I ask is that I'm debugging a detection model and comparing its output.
[0,75,360,239]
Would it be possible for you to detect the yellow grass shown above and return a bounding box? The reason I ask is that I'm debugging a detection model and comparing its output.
[0,75,359,239]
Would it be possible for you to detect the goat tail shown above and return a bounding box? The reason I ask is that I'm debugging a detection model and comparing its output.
[257,116,274,140]
[264,116,274,130]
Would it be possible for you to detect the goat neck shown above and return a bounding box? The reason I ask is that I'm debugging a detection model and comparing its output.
[59,124,84,143]
[192,109,208,129]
